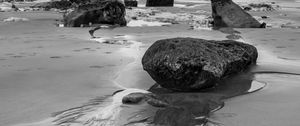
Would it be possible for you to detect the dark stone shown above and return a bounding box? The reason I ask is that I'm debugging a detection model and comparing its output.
[146,0,174,7]
[122,92,146,104]
[142,37,258,91]
[124,0,138,7]
[11,4,19,11]
[64,0,127,27]
[261,16,269,19]
[243,6,252,11]
[211,0,264,28]
[122,92,170,107]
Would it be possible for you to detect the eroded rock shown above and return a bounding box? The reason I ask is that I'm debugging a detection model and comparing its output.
[142,37,258,91]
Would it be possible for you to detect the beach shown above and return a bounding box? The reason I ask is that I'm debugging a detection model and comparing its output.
[1,0,300,126]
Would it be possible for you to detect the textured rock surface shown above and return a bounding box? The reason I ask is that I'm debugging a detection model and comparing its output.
[122,92,146,104]
[146,0,174,7]
[142,37,258,91]
[64,0,127,27]
[211,0,264,28]
[124,0,138,7]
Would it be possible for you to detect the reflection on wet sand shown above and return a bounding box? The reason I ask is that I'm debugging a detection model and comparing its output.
[50,63,267,126]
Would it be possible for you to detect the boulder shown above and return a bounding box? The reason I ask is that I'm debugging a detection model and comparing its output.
[146,0,174,7]
[64,0,127,27]
[142,37,258,91]
[124,0,138,7]
[211,0,264,28]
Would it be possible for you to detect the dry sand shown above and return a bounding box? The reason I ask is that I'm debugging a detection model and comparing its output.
[0,0,300,126]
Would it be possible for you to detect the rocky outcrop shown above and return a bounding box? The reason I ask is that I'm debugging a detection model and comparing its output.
[124,0,138,7]
[211,0,265,28]
[142,37,258,91]
[146,0,174,7]
[64,0,127,27]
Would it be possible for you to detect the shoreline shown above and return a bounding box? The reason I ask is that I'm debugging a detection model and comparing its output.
[10,37,145,126]
[91,35,153,90]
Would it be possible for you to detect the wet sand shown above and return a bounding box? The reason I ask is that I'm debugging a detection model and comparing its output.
[1,0,300,126]
[0,11,127,125]
[214,28,300,126]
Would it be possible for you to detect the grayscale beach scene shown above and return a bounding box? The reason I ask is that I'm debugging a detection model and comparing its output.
[0,0,300,126]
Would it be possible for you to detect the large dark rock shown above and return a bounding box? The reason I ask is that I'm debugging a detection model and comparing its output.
[211,0,265,28]
[146,0,174,7]
[142,37,258,91]
[64,0,127,27]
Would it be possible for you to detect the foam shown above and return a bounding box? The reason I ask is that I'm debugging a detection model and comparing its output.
[127,20,171,27]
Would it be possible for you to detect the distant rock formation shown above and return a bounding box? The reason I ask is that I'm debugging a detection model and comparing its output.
[64,0,127,27]
[211,0,265,28]
[243,3,278,12]
[142,37,258,91]
[146,0,174,7]
[31,0,73,10]
[124,0,138,7]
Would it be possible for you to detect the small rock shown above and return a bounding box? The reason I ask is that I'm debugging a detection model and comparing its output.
[146,0,174,7]
[261,16,269,19]
[122,93,146,104]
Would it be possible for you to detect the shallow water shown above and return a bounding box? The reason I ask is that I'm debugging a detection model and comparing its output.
[215,73,300,126]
